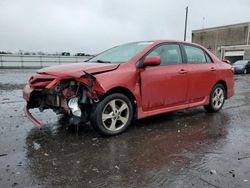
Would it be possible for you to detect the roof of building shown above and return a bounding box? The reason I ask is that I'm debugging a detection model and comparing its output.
[192,22,250,33]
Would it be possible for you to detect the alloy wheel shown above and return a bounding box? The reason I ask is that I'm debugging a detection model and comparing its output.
[102,99,129,132]
[212,87,224,110]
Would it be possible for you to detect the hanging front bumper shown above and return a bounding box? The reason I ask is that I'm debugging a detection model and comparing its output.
[23,106,43,128]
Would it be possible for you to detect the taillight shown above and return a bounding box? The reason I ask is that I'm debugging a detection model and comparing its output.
[230,66,234,74]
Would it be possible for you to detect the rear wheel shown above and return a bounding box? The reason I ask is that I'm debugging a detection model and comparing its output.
[204,84,225,112]
[90,93,133,136]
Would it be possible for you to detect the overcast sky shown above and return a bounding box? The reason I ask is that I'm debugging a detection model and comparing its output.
[0,0,250,54]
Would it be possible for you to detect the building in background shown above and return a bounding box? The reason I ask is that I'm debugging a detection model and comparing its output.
[192,22,250,63]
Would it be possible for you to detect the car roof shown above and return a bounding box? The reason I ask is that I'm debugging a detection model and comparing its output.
[155,40,204,47]
[130,40,204,48]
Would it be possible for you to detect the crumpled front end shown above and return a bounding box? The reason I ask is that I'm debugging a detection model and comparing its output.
[23,71,105,128]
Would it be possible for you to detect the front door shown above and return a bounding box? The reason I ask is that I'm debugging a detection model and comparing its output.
[140,44,189,111]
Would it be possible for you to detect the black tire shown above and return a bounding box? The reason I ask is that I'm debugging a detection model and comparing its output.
[90,93,133,136]
[204,84,225,113]
[58,113,71,125]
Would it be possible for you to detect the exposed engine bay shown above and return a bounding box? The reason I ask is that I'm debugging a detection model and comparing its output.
[24,71,105,127]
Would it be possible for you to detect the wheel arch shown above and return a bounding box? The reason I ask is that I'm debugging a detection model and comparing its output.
[103,87,138,118]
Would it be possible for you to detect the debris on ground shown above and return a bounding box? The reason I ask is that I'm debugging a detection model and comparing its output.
[92,167,99,173]
[229,170,236,177]
[210,169,217,175]
[11,182,18,187]
[33,142,41,150]
[238,156,250,160]
[115,165,120,170]
[199,178,220,188]
[0,154,7,157]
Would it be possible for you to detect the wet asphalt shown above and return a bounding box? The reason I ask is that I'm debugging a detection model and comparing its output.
[0,69,250,188]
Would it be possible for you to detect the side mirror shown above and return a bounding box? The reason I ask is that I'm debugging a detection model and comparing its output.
[143,56,161,67]
[222,59,231,64]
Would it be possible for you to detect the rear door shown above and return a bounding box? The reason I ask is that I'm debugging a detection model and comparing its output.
[140,44,189,111]
[182,44,217,103]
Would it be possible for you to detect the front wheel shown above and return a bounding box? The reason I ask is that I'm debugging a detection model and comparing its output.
[243,68,247,74]
[90,93,133,136]
[204,84,225,113]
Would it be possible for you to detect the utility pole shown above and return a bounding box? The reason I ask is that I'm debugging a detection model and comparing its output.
[184,6,188,41]
[202,17,205,29]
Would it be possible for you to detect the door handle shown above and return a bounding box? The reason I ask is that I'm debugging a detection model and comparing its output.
[210,67,216,71]
[179,69,188,74]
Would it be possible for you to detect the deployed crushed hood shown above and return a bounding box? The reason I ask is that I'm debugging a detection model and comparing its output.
[37,62,120,77]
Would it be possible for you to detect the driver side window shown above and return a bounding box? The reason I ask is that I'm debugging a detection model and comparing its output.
[146,44,183,66]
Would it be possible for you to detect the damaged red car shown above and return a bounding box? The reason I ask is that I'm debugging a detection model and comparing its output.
[23,41,234,136]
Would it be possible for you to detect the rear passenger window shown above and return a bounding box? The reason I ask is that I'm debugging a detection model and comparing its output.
[146,44,182,66]
[184,45,207,64]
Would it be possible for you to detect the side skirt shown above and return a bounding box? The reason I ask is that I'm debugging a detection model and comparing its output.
[137,96,209,119]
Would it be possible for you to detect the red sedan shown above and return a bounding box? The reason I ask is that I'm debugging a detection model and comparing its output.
[23,41,234,136]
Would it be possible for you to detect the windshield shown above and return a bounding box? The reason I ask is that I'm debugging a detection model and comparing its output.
[233,60,248,66]
[89,42,153,63]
